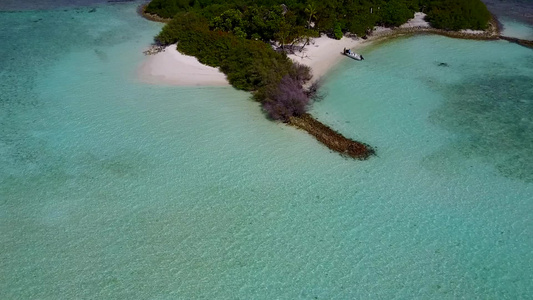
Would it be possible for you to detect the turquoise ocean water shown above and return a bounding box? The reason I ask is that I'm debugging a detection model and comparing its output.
[1,3,532,299]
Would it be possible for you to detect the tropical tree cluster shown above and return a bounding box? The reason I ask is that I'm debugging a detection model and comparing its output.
[146,0,492,36]
[425,0,492,30]
[156,12,316,121]
[148,0,492,120]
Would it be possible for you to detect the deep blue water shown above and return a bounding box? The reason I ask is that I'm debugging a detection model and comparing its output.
[482,0,533,25]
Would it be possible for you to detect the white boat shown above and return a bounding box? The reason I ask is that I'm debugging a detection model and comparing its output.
[342,48,364,60]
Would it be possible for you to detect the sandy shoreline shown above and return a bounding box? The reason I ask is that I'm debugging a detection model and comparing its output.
[288,13,432,80]
[136,35,373,86]
[137,12,500,87]
[287,35,367,80]
[137,44,229,87]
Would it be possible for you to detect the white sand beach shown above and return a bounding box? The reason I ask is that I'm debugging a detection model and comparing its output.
[400,12,430,28]
[137,13,431,86]
[284,13,430,80]
[138,36,368,86]
[138,12,495,86]
[137,44,229,86]
[138,36,367,86]
[287,34,368,80]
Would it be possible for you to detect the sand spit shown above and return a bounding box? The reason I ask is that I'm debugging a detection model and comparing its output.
[138,44,229,87]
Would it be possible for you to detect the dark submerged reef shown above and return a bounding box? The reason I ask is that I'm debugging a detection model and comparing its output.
[289,114,375,160]
[427,72,533,182]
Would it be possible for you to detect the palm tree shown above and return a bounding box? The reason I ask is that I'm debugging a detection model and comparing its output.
[305,3,317,29]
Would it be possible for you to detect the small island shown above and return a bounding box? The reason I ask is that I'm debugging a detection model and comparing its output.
[139,0,501,160]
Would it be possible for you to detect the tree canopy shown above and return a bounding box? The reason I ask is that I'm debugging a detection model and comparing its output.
[147,0,492,120]
[146,0,493,36]
[425,0,491,30]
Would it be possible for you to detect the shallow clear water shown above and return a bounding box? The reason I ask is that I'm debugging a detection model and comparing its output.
[1,3,532,299]
[501,18,533,40]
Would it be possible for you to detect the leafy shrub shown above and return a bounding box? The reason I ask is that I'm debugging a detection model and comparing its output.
[262,75,310,121]
[380,1,415,27]
[157,12,295,91]
[333,23,343,40]
[425,0,491,30]
[145,0,191,19]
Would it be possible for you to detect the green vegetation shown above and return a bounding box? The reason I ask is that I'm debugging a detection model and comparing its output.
[334,23,343,40]
[147,0,492,120]
[425,0,492,30]
[156,11,313,121]
[145,0,491,158]
[381,1,414,27]
[146,0,492,36]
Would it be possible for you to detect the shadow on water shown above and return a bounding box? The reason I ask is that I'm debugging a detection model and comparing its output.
[425,66,533,182]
